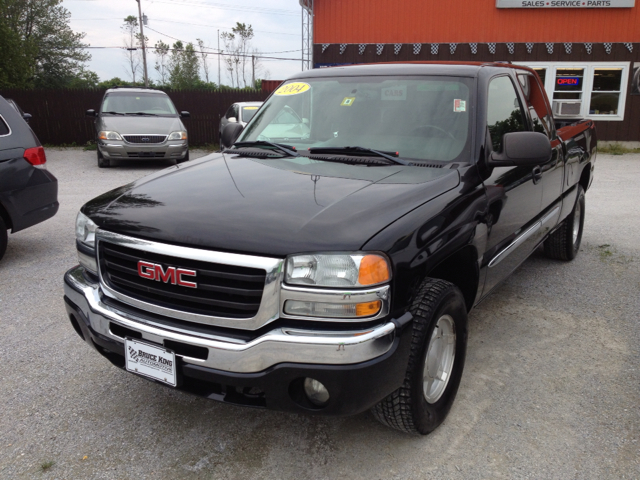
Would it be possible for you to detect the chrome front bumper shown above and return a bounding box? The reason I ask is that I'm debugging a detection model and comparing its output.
[64,265,398,374]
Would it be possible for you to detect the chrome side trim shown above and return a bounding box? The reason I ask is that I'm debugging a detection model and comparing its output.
[96,230,284,331]
[65,266,396,373]
[488,221,541,268]
[279,284,391,322]
[540,206,561,231]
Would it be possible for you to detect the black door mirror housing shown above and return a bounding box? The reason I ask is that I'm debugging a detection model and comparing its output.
[22,113,32,123]
[221,123,244,149]
[85,109,96,117]
[488,131,551,167]
[180,111,190,118]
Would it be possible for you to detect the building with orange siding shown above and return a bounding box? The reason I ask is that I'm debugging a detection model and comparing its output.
[306,0,640,142]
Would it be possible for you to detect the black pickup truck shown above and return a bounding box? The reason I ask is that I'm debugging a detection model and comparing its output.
[63,63,596,435]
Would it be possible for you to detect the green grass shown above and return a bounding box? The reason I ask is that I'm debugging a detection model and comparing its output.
[40,460,55,472]
[598,143,640,155]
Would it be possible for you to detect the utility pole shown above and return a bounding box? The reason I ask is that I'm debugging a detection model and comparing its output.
[251,55,255,88]
[136,0,149,87]
[217,30,221,88]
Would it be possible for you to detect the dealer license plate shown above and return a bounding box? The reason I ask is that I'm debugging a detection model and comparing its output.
[124,338,177,387]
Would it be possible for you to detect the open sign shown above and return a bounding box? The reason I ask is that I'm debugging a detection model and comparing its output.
[557,77,580,86]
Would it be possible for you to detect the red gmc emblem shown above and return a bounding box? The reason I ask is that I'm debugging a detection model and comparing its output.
[137,260,197,288]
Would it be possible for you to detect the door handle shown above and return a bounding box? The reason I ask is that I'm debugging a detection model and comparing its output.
[532,166,542,184]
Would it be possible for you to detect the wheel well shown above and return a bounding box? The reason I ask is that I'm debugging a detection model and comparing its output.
[579,163,591,193]
[427,245,479,312]
[0,202,12,231]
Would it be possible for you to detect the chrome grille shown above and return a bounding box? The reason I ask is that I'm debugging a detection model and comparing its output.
[99,242,266,318]
[123,135,167,144]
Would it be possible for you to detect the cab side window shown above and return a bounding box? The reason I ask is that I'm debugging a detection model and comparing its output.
[487,76,526,152]
[518,74,555,138]
[225,105,236,119]
[0,116,10,136]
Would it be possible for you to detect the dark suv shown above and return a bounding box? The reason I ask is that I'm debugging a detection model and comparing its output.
[0,96,58,261]
[86,88,190,168]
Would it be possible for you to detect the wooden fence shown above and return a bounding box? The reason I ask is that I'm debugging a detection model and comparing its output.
[0,88,271,146]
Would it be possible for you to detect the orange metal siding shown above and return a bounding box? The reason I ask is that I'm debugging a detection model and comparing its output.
[314,0,640,44]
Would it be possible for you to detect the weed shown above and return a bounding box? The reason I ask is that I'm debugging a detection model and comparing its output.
[40,460,55,471]
[598,244,613,260]
[598,143,640,155]
[83,141,97,151]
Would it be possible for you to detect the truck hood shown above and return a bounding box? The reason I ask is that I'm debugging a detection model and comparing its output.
[98,115,184,135]
[83,152,460,257]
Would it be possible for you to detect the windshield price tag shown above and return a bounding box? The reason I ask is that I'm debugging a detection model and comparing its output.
[341,97,356,106]
[274,82,311,96]
[454,99,467,112]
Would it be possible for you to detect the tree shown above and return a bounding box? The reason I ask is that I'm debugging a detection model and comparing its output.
[0,0,96,88]
[121,15,143,84]
[196,38,211,83]
[154,40,170,86]
[168,41,200,90]
[220,23,263,88]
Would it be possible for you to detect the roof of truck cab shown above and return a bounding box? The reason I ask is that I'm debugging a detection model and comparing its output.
[287,62,534,79]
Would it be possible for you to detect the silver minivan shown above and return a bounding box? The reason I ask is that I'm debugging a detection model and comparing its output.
[86,88,190,168]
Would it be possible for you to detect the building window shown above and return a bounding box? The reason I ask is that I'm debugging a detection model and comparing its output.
[515,62,630,121]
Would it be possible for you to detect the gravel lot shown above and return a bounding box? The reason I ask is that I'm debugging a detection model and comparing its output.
[0,149,638,479]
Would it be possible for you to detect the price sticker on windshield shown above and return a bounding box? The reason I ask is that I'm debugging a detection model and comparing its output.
[454,99,467,112]
[274,82,311,96]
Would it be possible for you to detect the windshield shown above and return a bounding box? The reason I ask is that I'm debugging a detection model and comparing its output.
[101,92,178,115]
[241,105,260,122]
[238,76,473,162]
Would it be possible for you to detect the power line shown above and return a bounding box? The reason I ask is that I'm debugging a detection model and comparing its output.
[81,45,301,62]
[149,0,299,16]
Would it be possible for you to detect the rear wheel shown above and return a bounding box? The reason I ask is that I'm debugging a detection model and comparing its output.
[371,278,468,435]
[97,149,110,168]
[544,185,585,261]
[0,216,7,262]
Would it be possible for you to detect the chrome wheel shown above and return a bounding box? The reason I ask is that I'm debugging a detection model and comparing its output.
[572,199,581,245]
[423,314,456,404]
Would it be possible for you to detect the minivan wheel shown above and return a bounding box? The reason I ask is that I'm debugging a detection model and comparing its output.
[0,216,8,262]
[371,278,468,435]
[97,149,110,168]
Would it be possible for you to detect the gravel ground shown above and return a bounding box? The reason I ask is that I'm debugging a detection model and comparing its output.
[0,149,638,479]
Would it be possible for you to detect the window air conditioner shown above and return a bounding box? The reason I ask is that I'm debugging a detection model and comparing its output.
[552,100,582,117]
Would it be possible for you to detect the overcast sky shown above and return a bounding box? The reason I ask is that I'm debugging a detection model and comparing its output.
[64,0,305,85]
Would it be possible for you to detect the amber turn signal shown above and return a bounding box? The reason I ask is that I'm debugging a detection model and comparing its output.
[358,255,390,285]
[356,300,382,317]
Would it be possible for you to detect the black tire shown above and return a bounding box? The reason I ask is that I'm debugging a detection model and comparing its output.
[177,151,189,164]
[544,185,585,261]
[97,149,110,168]
[0,216,7,262]
[371,278,468,435]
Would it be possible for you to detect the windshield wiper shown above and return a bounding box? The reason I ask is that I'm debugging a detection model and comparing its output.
[103,111,125,115]
[308,146,411,166]
[126,112,158,116]
[231,141,299,157]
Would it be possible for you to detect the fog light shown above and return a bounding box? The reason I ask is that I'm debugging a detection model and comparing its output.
[303,378,330,407]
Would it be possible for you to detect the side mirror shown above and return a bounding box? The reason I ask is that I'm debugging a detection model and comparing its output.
[488,131,551,167]
[180,111,190,118]
[227,117,237,123]
[85,109,96,117]
[221,123,244,150]
[23,113,32,124]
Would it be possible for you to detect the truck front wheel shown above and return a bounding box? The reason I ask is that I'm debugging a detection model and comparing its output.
[544,185,585,261]
[0,216,7,261]
[371,278,468,435]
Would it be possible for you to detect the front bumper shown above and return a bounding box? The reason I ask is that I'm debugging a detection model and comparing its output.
[63,265,413,415]
[98,140,188,160]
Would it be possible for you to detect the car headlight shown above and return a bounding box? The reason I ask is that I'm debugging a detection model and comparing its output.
[168,131,187,140]
[76,212,98,248]
[285,253,391,287]
[98,131,123,141]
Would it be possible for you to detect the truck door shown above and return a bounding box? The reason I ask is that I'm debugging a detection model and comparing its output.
[481,75,544,296]
[517,72,564,235]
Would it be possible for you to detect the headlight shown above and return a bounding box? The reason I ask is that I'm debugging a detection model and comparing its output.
[76,211,98,248]
[285,253,391,287]
[168,131,187,140]
[98,131,123,141]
